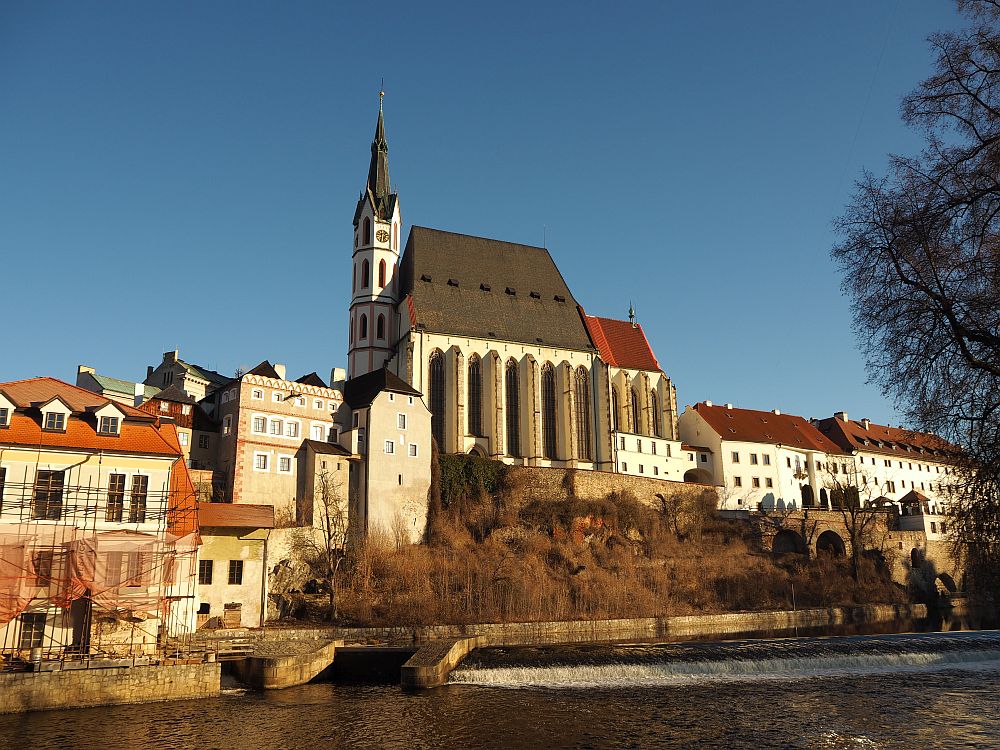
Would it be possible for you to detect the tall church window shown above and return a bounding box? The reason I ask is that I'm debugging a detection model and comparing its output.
[650,390,661,437]
[611,386,620,431]
[392,262,398,292]
[359,314,368,340]
[353,263,357,292]
[349,315,354,344]
[575,367,592,461]
[541,364,557,460]
[468,355,483,436]
[363,218,371,245]
[362,260,369,289]
[393,223,398,250]
[429,350,445,449]
[631,388,642,434]
[376,314,385,340]
[379,259,386,287]
[505,359,521,457]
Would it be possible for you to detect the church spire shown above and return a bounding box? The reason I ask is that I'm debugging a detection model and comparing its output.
[365,87,393,217]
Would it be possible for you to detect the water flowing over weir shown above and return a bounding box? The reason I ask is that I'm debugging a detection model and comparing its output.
[449,631,1000,688]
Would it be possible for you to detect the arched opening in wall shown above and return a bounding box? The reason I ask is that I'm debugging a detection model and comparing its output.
[468,445,487,458]
[359,314,368,340]
[376,314,385,340]
[650,390,661,437]
[575,367,592,461]
[773,529,807,555]
[429,350,445,450]
[505,359,521,457]
[937,572,957,594]
[630,388,641,434]
[684,468,712,484]
[362,259,370,288]
[378,259,386,287]
[816,530,845,557]
[819,488,829,509]
[468,355,482,436]
[541,364,557,460]
[910,547,924,569]
[611,386,620,431]
[363,217,371,245]
[800,484,815,507]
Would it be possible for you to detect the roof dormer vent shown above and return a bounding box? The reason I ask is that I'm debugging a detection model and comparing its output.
[448,278,459,287]
[725,403,733,410]
[704,400,713,407]
[420,274,432,282]
[554,295,566,303]
[505,287,516,296]
[480,283,491,292]
[529,291,541,299]
[772,408,781,416]
[862,418,871,429]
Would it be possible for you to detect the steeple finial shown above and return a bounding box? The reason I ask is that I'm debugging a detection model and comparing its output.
[628,301,636,328]
[365,83,392,217]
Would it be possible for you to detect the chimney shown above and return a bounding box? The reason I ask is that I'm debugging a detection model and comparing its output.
[77,365,95,376]
[274,363,286,381]
[134,382,145,407]
[146,365,154,379]
[330,367,346,388]
[861,418,871,430]
[704,400,713,407]
[724,403,733,410]
[772,408,781,416]
[834,411,849,422]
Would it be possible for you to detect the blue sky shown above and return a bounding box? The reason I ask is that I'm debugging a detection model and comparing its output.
[0,1,963,425]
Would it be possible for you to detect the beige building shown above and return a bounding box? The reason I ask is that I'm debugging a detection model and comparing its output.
[144,350,230,401]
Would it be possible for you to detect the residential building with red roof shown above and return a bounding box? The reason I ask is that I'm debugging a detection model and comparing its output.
[0,377,199,660]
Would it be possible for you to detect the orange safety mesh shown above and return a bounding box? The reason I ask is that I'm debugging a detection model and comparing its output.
[0,528,38,626]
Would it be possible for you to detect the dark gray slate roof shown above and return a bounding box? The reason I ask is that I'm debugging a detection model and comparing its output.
[399,227,594,351]
[296,372,328,388]
[344,368,422,409]
[302,439,352,456]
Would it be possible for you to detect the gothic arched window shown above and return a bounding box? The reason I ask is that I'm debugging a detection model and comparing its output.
[359,314,368,340]
[349,315,354,344]
[541,364,557,460]
[353,263,357,292]
[362,260,370,289]
[429,350,445,449]
[575,367,592,461]
[611,385,620,431]
[505,359,520,457]
[376,314,385,340]
[392,262,398,292]
[468,354,482,436]
[378,259,386,287]
[363,218,371,245]
[631,388,642,434]
[393,223,398,250]
[650,390,661,437]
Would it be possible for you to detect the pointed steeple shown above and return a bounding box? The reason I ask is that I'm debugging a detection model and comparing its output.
[364,88,394,219]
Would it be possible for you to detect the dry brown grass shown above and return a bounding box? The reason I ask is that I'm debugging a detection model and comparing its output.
[312,482,908,627]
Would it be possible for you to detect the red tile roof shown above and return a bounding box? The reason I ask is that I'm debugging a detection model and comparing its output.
[694,402,847,454]
[0,377,180,456]
[580,309,661,371]
[814,416,960,462]
[198,502,275,529]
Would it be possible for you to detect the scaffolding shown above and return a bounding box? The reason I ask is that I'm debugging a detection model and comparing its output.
[0,457,199,671]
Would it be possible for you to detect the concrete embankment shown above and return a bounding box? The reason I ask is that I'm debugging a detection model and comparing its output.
[229,639,343,689]
[0,662,220,715]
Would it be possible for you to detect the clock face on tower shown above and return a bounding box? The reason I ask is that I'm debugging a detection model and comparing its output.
[376,229,390,243]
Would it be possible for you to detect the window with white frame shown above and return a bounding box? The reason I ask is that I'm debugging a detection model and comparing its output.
[221,392,229,404]
[286,421,299,438]
[272,391,282,402]
[408,397,414,405]
[314,399,323,410]
[252,416,266,433]
[311,424,324,441]
[98,416,119,434]
[0,407,8,427]
[178,432,188,446]
[763,454,771,465]
[278,456,292,473]
[397,413,406,430]
[182,404,191,415]
[44,412,65,431]
[295,396,305,407]
[731,451,740,463]
[384,440,395,454]
[252,388,264,400]
[223,415,233,435]
[329,401,337,412]
[254,453,269,471]
[328,427,338,443]
[270,420,283,435]
[408,443,418,457]
[160,401,169,412]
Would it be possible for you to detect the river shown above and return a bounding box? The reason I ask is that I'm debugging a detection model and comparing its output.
[2,627,1000,749]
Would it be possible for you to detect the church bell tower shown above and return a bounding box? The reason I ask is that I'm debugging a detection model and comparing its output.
[349,91,402,379]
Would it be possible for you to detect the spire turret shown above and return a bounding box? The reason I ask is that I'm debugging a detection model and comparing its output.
[364,89,394,220]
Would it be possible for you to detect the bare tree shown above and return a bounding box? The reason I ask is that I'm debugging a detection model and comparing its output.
[822,462,892,581]
[295,470,349,621]
[833,0,1000,598]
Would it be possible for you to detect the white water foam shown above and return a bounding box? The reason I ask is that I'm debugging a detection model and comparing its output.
[450,649,1000,688]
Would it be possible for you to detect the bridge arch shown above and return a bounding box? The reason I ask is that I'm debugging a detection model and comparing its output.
[816,530,845,557]
[684,468,712,484]
[772,529,807,555]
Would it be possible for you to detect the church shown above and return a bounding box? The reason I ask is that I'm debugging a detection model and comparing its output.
[344,96,688,504]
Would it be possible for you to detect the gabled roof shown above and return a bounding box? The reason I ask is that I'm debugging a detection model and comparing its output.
[693,402,846,454]
[149,384,196,405]
[814,415,960,462]
[343,368,422,409]
[296,372,328,388]
[198,502,275,529]
[399,226,594,351]
[90,373,159,399]
[2,377,152,418]
[581,309,661,371]
[245,361,281,380]
[302,438,352,456]
[177,359,229,386]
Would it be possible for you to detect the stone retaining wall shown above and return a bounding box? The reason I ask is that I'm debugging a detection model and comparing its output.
[0,662,220,714]
[508,465,715,509]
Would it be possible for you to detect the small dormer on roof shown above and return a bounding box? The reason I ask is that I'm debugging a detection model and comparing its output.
[0,389,14,428]
[38,395,72,432]
[91,401,127,436]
